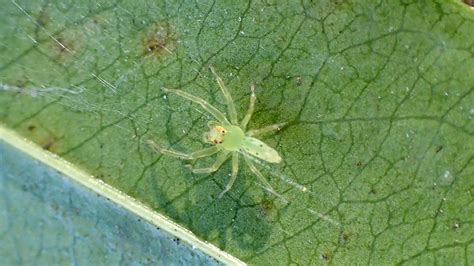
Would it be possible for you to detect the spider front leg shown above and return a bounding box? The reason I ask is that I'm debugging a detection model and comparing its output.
[147,140,220,160]
[209,66,238,124]
[162,87,230,125]
[218,153,239,198]
[246,122,288,137]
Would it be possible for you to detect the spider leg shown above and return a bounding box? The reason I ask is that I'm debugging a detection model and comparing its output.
[148,140,220,160]
[162,87,230,125]
[209,66,238,124]
[218,153,239,198]
[186,151,230,173]
[246,122,288,137]
[240,84,256,130]
[243,154,283,200]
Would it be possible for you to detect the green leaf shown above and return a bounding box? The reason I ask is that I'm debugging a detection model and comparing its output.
[1,0,473,264]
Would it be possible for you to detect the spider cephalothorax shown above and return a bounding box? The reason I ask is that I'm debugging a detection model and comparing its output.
[148,66,286,198]
[206,124,249,152]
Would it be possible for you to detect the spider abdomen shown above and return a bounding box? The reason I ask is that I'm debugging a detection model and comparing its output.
[240,136,282,163]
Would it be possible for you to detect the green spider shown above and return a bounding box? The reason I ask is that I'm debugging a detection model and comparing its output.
[148,66,286,198]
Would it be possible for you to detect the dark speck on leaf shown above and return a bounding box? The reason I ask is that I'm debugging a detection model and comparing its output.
[35,9,49,27]
[143,22,176,59]
[320,252,331,261]
[42,140,55,151]
[340,231,352,246]
[260,199,275,216]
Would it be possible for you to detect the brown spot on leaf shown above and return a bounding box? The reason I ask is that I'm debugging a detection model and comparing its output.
[54,36,74,56]
[90,14,106,26]
[35,9,50,28]
[464,0,474,7]
[296,76,303,86]
[23,123,60,152]
[143,22,176,59]
[48,29,83,63]
[41,139,55,151]
[260,199,275,217]
[339,231,353,246]
[11,78,28,90]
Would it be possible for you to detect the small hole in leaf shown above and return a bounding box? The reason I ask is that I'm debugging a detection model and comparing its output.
[452,220,461,230]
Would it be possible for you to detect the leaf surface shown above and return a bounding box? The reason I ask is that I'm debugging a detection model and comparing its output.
[0,0,473,264]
